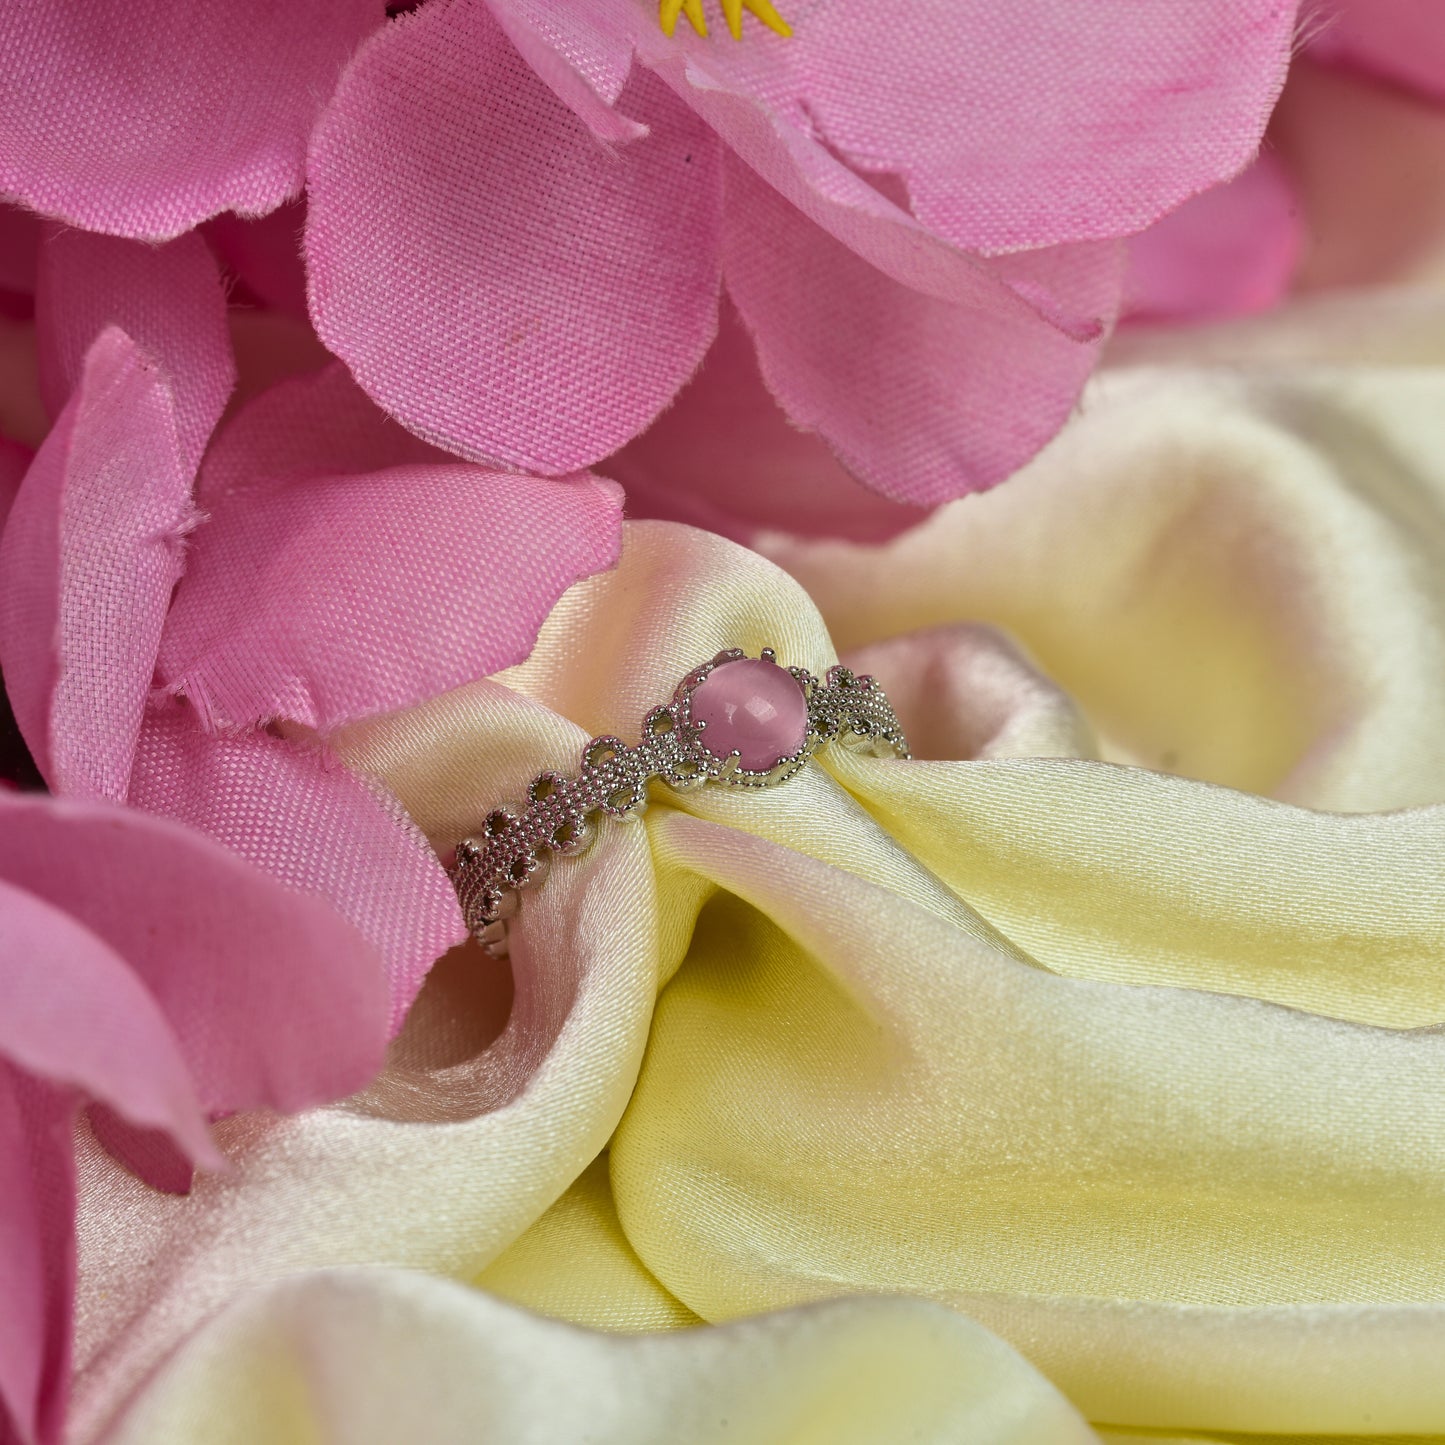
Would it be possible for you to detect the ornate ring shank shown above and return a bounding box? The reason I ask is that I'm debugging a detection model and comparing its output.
[449,648,909,957]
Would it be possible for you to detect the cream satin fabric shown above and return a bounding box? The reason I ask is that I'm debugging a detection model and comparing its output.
[74,306,1445,1441]
[102,1270,1091,1445]
[772,359,1445,813]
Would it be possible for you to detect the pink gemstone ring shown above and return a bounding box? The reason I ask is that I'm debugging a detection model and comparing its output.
[450,648,909,957]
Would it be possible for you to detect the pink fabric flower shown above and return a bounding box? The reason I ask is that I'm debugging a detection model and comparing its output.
[305,0,1299,510]
[0,788,390,1445]
[1,2,1299,530]
[0,227,626,1028]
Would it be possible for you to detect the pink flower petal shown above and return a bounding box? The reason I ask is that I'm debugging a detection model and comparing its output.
[84,1109,195,1198]
[652,0,1298,252]
[483,0,645,142]
[35,228,234,476]
[203,203,310,321]
[306,0,722,472]
[647,39,1123,349]
[0,0,385,240]
[194,361,439,489]
[485,0,635,106]
[1310,0,1445,102]
[0,790,389,1117]
[0,880,212,1163]
[0,328,196,800]
[129,707,464,1032]
[0,1074,72,1445]
[1123,155,1303,323]
[155,367,625,732]
[609,299,927,542]
[620,48,1123,500]
[650,46,1073,323]
[722,157,1112,506]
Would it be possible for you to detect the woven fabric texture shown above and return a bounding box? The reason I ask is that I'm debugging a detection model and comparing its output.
[0,0,384,239]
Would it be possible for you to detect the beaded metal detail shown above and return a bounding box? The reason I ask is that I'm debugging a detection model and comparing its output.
[449,648,909,957]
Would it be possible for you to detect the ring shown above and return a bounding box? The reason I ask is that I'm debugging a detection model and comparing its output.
[450,648,910,956]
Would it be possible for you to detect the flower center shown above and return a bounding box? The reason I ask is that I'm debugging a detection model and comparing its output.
[659,0,791,41]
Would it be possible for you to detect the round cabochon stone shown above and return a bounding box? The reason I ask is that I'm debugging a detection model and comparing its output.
[690,657,809,772]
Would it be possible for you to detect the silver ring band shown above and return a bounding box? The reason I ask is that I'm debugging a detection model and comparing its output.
[449,648,910,957]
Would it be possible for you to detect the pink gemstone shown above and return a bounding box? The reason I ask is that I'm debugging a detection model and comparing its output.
[690,658,809,772]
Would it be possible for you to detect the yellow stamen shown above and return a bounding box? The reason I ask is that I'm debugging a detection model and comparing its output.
[659,0,791,40]
[721,0,791,39]
[659,0,707,37]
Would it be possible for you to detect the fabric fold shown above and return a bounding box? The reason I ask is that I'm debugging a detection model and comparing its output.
[613,813,1445,1431]
[99,1270,1096,1445]
[70,685,661,1442]
[767,365,1445,811]
[71,504,1445,1439]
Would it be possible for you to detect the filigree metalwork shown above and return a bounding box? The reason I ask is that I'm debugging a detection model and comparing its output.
[449,648,909,957]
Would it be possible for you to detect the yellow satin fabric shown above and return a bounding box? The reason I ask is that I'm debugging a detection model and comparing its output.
[474,1155,699,1332]
[74,317,1445,1441]
[103,1271,1093,1445]
[771,365,1445,812]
